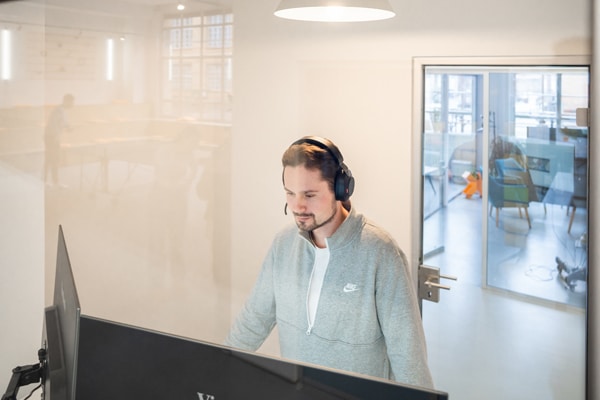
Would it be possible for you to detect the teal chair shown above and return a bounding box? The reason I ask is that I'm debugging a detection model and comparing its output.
[495,158,539,203]
[488,175,531,228]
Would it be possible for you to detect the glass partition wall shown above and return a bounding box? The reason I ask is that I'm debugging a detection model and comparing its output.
[421,64,588,399]
[1,0,591,398]
[487,69,588,306]
[0,0,233,344]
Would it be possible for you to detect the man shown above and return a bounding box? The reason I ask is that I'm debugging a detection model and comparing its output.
[44,93,75,186]
[225,136,433,388]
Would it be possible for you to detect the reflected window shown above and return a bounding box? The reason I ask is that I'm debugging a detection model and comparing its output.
[1,29,11,80]
[162,11,233,122]
[514,71,589,138]
[425,74,477,134]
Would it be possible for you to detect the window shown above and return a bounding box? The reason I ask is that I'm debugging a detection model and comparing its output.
[424,74,477,134]
[513,70,588,138]
[161,11,233,122]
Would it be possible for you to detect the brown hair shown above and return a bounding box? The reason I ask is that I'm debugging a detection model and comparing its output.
[281,142,338,193]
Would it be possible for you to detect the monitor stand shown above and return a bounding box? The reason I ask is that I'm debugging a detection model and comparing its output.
[1,348,46,400]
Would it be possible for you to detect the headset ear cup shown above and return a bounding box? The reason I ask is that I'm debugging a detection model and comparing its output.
[335,168,355,201]
[334,172,345,201]
[346,173,355,199]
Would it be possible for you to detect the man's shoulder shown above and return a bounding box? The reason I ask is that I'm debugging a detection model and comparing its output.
[353,217,405,260]
[272,223,302,244]
[359,216,395,241]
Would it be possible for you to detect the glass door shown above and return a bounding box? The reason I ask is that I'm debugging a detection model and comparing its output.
[485,68,589,306]
[416,60,589,399]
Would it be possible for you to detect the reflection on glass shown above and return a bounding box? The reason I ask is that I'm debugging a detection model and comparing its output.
[1,29,12,80]
[0,0,233,347]
[422,65,588,399]
[161,12,233,121]
[486,69,588,307]
[423,66,588,305]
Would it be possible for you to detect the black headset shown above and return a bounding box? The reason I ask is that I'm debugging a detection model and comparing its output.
[291,136,355,202]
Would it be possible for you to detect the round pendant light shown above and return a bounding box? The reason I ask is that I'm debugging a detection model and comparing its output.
[274,0,396,22]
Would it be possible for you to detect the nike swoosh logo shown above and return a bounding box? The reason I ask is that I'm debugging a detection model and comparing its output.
[343,283,359,293]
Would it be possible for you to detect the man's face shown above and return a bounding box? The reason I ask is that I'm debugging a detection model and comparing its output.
[283,165,337,233]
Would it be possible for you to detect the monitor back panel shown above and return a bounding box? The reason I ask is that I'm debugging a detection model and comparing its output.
[75,316,447,400]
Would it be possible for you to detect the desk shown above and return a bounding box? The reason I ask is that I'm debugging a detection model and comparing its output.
[543,172,573,207]
[424,166,443,194]
[543,172,586,233]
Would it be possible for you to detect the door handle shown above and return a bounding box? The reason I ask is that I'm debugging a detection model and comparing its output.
[418,265,457,303]
[424,280,451,291]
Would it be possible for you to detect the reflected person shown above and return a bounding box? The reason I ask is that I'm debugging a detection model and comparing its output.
[44,93,74,187]
[148,128,198,282]
[225,136,434,388]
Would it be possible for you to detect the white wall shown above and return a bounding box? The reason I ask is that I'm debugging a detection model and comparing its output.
[229,0,591,320]
[0,167,45,398]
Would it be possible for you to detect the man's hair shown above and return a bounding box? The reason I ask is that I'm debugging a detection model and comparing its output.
[282,142,339,193]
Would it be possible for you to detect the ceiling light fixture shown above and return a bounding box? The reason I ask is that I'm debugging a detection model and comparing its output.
[177,3,185,11]
[274,0,395,22]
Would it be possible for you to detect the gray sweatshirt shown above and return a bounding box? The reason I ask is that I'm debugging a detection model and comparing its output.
[225,207,434,389]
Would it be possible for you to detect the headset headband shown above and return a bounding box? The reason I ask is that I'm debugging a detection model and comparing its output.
[292,136,345,166]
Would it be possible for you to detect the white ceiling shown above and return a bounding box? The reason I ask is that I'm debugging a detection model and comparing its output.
[121,0,232,7]
[127,0,234,14]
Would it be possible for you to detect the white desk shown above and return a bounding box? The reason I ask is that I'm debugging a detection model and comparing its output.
[543,172,573,207]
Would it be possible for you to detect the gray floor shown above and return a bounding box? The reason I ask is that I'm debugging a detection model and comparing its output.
[425,181,587,307]
[422,180,587,399]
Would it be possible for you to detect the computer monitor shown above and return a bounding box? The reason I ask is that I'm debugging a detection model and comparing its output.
[42,225,81,400]
[42,227,449,400]
[75,317,448,400]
